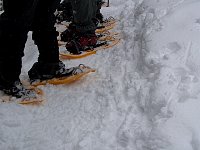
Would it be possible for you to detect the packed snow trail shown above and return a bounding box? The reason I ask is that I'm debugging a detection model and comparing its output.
[1,0,200,150]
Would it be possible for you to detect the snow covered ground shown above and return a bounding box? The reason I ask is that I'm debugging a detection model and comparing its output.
[1,0,200,149]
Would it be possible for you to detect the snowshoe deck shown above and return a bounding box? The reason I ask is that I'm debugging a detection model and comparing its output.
[31,65,95,86]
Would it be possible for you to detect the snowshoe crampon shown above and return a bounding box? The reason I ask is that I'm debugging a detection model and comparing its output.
[0,86,44,105]
[59,32,120,59]
[31,64,95,86]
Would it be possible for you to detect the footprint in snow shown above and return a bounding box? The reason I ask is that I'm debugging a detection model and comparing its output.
[166,42,182,53]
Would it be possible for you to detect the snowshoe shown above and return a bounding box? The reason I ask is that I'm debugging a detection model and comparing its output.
[0,80,44,105]
[65,33,98,54]
[30,64,95,86]
[28,61,77,82]
[59,32,120,59]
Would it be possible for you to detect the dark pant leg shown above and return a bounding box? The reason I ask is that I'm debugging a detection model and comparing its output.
[32,0,61,63]
[96,0,103,22]
[0,0,33,86]
[70,0,97,33]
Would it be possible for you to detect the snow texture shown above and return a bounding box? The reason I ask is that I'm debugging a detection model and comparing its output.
[1,0,200,150]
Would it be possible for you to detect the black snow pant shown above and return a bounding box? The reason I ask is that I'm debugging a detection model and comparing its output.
[63,0,97,33]
[0,0,60,85]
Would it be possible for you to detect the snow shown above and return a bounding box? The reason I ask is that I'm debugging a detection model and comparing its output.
[1,0,200,149]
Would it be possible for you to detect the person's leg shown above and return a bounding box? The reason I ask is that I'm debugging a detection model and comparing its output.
[0,0,31,88]
[29,0,73,81]
[32,0,60,64]
[70,0,97,33]
[96,0,104,23]
[0,0,39,97]
[59,0,98,54]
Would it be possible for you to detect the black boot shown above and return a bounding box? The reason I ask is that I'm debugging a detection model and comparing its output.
[28,61,76,82]
[0,79,36,98]
[0,19,34,98]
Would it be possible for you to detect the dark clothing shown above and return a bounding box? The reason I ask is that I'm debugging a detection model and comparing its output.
[71,0,97,33]
[62,0,97,33]
[56,0,73,22]
[0,0,60,86]
[0,0,98,89]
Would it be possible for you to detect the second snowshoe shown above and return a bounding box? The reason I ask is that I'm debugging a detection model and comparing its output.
[59,31,120,59]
